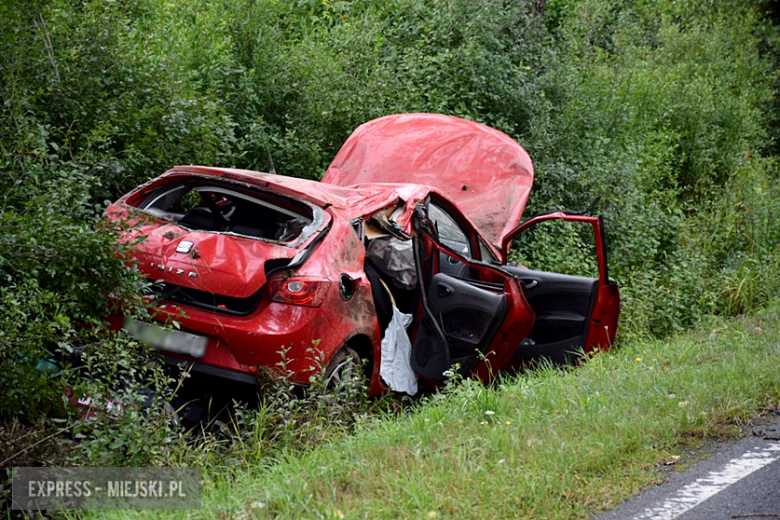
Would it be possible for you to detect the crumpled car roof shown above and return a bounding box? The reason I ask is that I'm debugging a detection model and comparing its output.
[322,113,534,246]
[163,166,434,236]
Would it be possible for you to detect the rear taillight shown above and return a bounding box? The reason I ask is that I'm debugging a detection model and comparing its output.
[263,277,330,307]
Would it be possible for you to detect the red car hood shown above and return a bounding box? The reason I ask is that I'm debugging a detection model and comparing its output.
[323,113,534,247]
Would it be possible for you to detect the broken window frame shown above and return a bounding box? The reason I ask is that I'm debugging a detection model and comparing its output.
[124,176,327,248]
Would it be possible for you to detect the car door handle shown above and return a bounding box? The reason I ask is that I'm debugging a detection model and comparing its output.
[522,279,538,289]
[437,285,452,297]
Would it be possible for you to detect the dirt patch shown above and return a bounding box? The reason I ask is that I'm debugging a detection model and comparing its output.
[657,406,780,477]
[1,420,75,471]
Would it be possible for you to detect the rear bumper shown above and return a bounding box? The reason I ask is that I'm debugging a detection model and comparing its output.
[110,299,337,384]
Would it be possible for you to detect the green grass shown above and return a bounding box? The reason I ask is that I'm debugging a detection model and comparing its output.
[97,303,780,519]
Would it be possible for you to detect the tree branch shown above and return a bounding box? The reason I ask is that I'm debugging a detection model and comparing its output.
[33,13,60,82]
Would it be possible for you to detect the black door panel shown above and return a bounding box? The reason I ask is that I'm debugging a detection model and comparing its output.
[504,267,598,364]
[412,273,506,382]
[499,213,620,363]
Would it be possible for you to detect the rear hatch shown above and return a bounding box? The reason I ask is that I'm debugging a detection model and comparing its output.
[109,173,328,315]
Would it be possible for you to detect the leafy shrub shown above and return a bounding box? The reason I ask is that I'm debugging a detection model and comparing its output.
[221,345,379,471]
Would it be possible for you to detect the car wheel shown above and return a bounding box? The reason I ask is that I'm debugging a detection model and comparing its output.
[324,346,361,389]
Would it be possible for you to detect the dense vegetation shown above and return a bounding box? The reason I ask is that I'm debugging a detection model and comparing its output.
[1,0,779,481]
[123,301,780,519]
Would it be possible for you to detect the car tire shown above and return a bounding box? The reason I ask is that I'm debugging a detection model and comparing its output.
[324,346,361,389]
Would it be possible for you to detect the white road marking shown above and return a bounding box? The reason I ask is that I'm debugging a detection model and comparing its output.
[633,442,780,520]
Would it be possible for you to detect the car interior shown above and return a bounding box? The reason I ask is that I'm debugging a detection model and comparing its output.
[361,200,511,382]
[363,199,604,382]
[504,266,599,365]
[136,182,314,243]
[411,202,513,380]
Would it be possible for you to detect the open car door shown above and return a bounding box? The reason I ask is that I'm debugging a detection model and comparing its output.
[500,212,620,365]
[410,204,535,385]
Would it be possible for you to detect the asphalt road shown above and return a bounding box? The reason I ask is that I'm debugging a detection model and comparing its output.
[597,418,780,520]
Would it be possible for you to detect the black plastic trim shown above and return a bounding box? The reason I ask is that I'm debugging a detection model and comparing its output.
[598,215,611,283]
[160,356,257,386]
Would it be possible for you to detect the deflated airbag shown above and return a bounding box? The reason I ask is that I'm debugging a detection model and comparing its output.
[379,306,417,395]
[367,237,417,290]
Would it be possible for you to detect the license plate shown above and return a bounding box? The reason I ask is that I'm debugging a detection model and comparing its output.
[123,317,208,358]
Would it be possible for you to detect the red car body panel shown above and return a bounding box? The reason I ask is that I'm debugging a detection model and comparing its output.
[323,113,534,247]
[106,114,619,396]
[108,187,390,394]
[121,221,298,298]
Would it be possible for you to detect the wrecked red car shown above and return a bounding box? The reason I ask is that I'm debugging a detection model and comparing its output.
[106,113,619,396]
